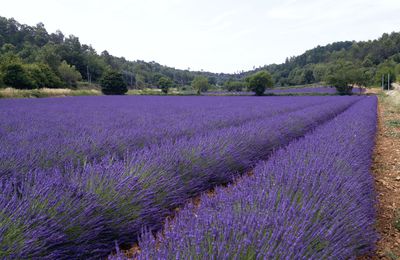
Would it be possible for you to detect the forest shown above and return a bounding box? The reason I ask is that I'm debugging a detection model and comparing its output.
[0,15,399,90]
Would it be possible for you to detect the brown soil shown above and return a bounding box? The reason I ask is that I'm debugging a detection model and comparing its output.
[370,91,400,259]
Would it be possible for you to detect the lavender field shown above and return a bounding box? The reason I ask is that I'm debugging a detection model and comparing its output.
[205,86,365,96]
[0,95,377,259]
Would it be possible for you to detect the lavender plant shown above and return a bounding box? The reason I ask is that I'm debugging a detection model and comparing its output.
[0,96,333,175]
[132,97,377,259]
[0,95,363,258]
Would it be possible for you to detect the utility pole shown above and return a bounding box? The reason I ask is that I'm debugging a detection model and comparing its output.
[388,73,390,91]
[382,75,384,91]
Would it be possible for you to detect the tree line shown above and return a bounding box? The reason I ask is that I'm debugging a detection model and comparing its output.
[238,33,400,92]
[0,15,399,94]
[0,16,239,91]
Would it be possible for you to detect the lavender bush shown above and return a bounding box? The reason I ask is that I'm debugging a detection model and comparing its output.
[0,96,333,175]
[206,86,365,95]
[132,96,377,259]
[0,96,363,258]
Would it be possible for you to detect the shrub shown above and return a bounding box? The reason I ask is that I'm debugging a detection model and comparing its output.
[191,76,209,95]
[247,70,273,96]
[101,71,128,95]
[57,61,82,88]
[2,63,33,89]
[25,63,63,88]
[158,77,174,94]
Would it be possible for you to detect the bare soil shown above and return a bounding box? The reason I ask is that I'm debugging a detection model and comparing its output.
[369,89,400,259]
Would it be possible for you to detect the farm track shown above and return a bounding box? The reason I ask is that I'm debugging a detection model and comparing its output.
[371,94,400,259]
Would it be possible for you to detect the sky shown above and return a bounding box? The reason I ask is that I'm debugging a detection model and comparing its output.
[2,0,400,73]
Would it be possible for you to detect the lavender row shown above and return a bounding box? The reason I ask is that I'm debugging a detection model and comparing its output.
[266,86,365,94]
[206,86,365,95]
[0,97,361,259]
[0,96,329,175]
[132,96,377,259]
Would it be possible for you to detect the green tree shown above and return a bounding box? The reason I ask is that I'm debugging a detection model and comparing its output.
[191,76,209,95]
[158,76,174,94]
[376,65,396,90]
[36,43,61,72]
[57,61,82,88]
[325,61,363,95]
[224,80,247,92]
[326,69,353,95]
[25,63,63,88]
[101,70,128,95]
[303,69,315,84]
[135,74,146,89]
[312,64,328,83]
[247,70,273,96]
[2,62,33,89]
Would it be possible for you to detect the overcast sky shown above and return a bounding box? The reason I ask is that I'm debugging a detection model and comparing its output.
[2,0,400,73]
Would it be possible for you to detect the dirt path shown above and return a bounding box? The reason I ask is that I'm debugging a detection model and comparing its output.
[371,89,400,259]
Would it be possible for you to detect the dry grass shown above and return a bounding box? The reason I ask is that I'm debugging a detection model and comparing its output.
[0,87,101,98]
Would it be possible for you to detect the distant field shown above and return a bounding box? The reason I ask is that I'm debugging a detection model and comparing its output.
[206,86,366,96]
[0,95,378,259]
[0,85,368,98]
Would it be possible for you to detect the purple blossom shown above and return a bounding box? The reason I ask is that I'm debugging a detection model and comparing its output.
[0,95,367,258]
[130,96,377,259]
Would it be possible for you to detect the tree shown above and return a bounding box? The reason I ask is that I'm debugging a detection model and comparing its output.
[57,61,82,88]
[247,70,273,96]
[36,43,61,72]
[224,80,247,92]
[376,65,396,90]
[25,63,63,88]
[191,76,209,95]
[303,69,315,84]
[101,70,127,95]
[351,68,373,94]
[325,61,363,95]
[2,62,33,89]
[326,69,354,95]
[158,76,174,94]
[208,76,217,86]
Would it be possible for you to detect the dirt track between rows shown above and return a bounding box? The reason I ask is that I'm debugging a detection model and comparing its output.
[370,88,400,259]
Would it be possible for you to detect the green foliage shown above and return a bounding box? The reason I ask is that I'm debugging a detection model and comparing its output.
[1,62,33,89]
[158,76,174,94]
[135,74,146,89]
[25,63,63,88]
[376,65,396,89]
[224,80,247,92]
[303,69,315,84]
[1,15,400,91]
[100,71,127,95]
[36,43,61,71]
[325,61,372,95]
[191,76,209,95]
[58,61,82,88]
[247,70,273,96]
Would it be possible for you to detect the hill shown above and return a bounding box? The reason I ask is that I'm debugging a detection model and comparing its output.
[0,15,399,89]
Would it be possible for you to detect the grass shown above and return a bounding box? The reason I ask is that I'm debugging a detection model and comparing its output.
[0,88,101,98]
[378,89,400,138]
[385,250,399,260]
[395,210,400,232]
